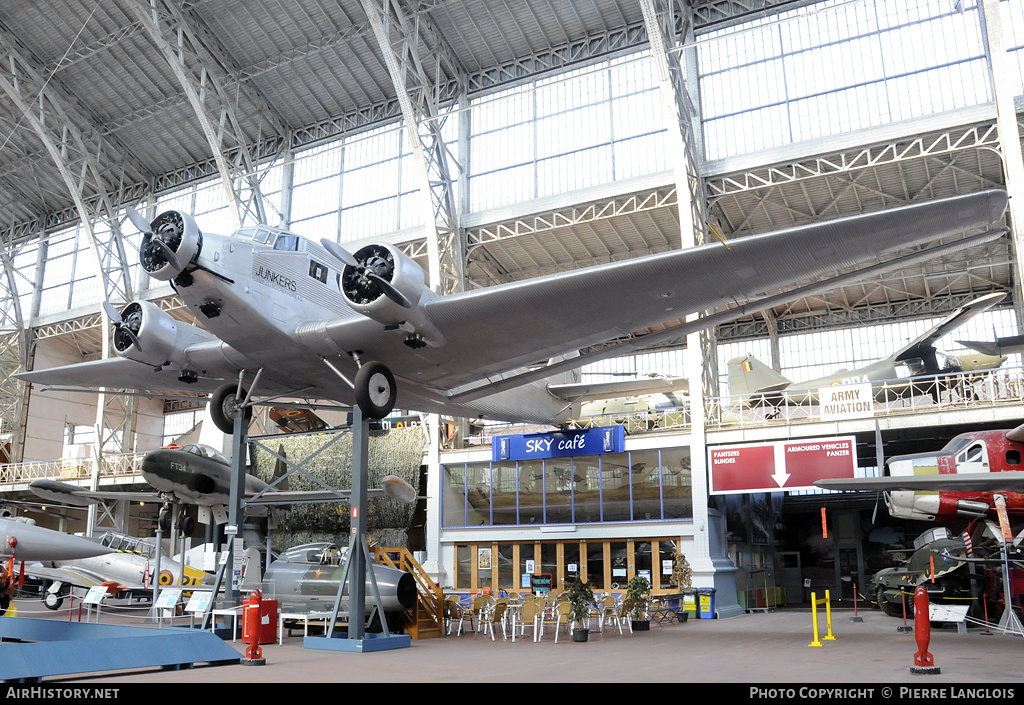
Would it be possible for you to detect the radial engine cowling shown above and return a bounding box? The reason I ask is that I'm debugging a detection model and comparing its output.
[111,300,184,368]
[339,243,442,346]
[140,210,202,281]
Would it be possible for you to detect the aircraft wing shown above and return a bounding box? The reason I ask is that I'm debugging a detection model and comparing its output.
[22,563,120,591]
[815,471,1024,493]
[246,474,417,505]
[29,479,159,507]
[15,356,228,397]
[320,190,1009,392]
[547,376,687,402]
[892,291,1006,363]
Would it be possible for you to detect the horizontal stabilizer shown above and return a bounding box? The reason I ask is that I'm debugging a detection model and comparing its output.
[958,334,1024,357]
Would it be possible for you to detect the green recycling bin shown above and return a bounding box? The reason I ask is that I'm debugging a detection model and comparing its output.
[697,587,717,619]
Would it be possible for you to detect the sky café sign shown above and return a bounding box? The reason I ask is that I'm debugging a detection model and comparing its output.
[493,426,625,462]
[819,383,874,421]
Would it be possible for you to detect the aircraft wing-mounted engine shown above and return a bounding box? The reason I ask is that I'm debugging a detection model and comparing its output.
[321,240,443,349]
[105,300,217,383]
[129,208,202,284]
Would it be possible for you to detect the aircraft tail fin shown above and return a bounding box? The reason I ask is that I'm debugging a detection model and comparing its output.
[240,546,263,588]
[727,355,791,396]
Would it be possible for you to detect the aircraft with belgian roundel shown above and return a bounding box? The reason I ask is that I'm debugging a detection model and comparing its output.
[15,190,1010,432]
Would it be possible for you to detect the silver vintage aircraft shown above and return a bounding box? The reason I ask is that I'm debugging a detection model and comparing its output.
[16,190,1010,431]
[726,291,1008,407]
[24,531,212,610]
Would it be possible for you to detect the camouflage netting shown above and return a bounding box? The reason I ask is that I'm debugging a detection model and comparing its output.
[249,426,425,550]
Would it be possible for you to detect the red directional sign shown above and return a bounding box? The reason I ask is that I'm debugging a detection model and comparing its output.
[708,437,857,494]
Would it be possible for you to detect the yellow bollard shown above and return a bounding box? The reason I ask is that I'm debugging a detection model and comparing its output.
[809,591,823,647]
[824,589,837,641]
[809,590,838,647]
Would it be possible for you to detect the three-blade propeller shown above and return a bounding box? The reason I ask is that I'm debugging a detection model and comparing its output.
[319,239,412,309]
[103,301,142,352]
[128,206,182,273]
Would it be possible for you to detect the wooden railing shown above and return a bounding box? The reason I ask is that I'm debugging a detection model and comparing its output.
[373,546,444,640]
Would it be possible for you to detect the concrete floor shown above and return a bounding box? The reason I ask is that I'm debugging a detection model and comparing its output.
[3,596,1022,685]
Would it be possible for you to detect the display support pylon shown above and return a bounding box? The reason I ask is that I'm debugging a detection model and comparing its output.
[305,405,410,652]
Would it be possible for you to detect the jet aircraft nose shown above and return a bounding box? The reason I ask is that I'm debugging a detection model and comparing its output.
[1,520,114,562]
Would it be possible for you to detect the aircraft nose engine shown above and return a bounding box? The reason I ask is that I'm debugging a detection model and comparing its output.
[134,209,202,283]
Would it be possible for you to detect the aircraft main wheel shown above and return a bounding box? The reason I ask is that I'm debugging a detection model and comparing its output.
[159,506,172,534]
[43,590,64,611]
[354,361,396,419]
[210,383,253,434]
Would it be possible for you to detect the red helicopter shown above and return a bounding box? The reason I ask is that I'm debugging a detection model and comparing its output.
[816,423,1024,522]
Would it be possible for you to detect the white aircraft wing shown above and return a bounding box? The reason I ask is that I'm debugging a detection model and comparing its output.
[815,471,1024,493]
[892,291,1006,363]
[22,563,116,590]
[547,376,687,402]
[16,356,229,396]
[317,190,1009,392]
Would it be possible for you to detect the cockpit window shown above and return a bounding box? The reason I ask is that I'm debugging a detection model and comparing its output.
[942,436,974,454]
[273,235,300,251]
[182,444,228,465]
[956,443,984,465]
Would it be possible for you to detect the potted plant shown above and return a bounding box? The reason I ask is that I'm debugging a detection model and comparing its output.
[625,574,652,631]
[566,578,596,642]
[671,553,694,622]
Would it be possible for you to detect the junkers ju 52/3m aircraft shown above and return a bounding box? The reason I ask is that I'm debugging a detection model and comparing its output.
[15,190,1010,430]
[726,291,1008,408]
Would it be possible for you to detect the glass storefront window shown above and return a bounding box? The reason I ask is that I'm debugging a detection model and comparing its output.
[518,459,544,525]
[456,544,472,589]
[467,465,492,526]
[610,541,628,589]
[491,462,518,525]
[661,447,693,520]
[545,460,573,524]
[442,464,467,527]
[564,542,581,585]
[446,444,694,527]
[540,543,557,590]
[588,543,605,591]
[601,453,633,522]
[630,449,662,520]
[574,457,602,523]
[477,545,493,591]
[635,540,652,585]
[659,539,678,590]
